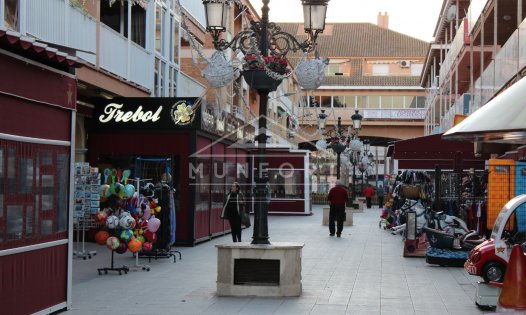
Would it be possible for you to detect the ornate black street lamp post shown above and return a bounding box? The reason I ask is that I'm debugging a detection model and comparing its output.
[202,0,329,245]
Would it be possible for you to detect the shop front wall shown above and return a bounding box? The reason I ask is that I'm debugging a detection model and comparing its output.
[209,143,226,238]
[194,137,212,241]
[0,51,76,314]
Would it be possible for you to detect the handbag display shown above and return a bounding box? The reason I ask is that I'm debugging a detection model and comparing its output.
[401,184,421,199]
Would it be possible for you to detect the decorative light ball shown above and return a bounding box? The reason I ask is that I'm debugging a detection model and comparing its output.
[95,230,110,245]
[106,236,120,251]
[294,58,328,90]
[349,139,363,152]
[106,215,120,229]
[119,215,136,230]
[119,229,134,243]
[316,139,328,150]
[127,238,142,253]
[95,211,108,225]
[202,51,239,88]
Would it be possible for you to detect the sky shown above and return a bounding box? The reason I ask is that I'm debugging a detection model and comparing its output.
[249,0,444,42]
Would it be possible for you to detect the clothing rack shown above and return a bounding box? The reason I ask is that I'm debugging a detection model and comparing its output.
[139,184,181,263]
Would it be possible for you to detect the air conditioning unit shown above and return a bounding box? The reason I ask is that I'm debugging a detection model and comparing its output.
[399,60,411,68]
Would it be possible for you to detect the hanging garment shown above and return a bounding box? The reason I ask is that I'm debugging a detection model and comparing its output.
[169,188,177,244]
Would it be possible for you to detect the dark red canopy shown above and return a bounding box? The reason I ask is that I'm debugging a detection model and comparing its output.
[391,134,488,170]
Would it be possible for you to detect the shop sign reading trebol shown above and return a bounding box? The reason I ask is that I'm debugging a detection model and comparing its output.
[99,103,163,123]
[94,97,198,130]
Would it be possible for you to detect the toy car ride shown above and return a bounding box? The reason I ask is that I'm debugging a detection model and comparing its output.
[464,194,526,283]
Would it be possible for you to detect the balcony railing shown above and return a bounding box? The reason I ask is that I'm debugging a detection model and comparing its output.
[300,107,426,125]
[439,19,468,85]
[441,93,470,132]
[26,0,96,64]
[471,19,526,110]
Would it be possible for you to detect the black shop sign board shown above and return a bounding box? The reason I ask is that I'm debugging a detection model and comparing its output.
[92,97,199,131]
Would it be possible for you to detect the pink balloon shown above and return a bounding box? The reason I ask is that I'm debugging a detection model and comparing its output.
[147,215,161,233]
[142,207,151,220]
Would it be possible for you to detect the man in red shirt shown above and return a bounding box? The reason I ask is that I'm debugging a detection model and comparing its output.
[327,180,348,237]
[364,184,375,209]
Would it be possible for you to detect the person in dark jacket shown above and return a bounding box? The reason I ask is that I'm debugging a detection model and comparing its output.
[377,185,385,208]
[221,182,245,242]
[327,180,348,237]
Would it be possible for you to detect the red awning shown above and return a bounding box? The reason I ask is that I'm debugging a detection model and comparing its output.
[0,27,84,68]
[392,134,488,170]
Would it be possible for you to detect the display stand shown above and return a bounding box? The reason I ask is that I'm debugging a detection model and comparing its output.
[73,162,99,260]
[124,178,152,272]
[139,184,181,263]
[97,250,129,275]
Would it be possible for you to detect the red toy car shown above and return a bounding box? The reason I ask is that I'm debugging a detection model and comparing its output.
[464,195,526,283]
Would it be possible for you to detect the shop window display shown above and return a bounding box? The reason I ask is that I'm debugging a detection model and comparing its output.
[268,169,303,199]
[0,140,69,250]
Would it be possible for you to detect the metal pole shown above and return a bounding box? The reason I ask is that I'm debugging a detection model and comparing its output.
[252,0,271,245]
[336,117,341,180]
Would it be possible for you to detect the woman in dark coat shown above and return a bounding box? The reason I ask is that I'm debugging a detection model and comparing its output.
[221,182,245,242]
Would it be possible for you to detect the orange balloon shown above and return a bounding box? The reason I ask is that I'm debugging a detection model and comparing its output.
[95,230,110,245]
[127,237,142,253]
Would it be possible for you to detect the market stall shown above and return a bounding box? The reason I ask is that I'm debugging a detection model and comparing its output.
[0,32,82,314]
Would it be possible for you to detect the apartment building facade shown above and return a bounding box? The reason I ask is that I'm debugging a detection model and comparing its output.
[421,0,526,147]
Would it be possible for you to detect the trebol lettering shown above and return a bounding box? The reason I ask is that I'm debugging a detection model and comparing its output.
[99,103,163,123]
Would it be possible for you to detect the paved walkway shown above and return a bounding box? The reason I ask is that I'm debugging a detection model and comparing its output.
[67,205,489,315]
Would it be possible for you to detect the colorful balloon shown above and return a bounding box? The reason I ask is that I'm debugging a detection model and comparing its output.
[95,211,108,225]
[142,242,153,253]
[143,230,157,243]
[119,215,136,230]
[127,238,142,253]
[106,236,120,251]
[95,230,110,245]
[142,207,151,220]
[147,216,161,233]
[106,215,119,229]
[115,242,128,254]
[136,235,146,244]
[119,229,134,242]
[124,184,136,198]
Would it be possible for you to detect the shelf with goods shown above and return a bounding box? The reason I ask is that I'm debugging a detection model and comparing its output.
[73,162,101,260]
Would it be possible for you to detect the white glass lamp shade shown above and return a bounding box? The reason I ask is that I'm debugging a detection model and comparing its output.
[317,110,328,130]
[316,139,328,150]
[351,109,362,131]
[302,1,329,32]
[203,0,230,31]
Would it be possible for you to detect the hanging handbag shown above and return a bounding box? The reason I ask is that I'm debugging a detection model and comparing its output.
[401,184,421,199]
[241,211,251,227]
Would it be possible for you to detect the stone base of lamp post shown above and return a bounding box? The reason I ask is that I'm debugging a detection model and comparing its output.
[216,242,304,297]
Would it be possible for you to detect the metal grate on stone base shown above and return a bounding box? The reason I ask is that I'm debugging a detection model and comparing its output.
[233,259,280,286]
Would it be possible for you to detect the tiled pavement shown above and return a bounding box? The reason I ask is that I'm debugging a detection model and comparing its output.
[66,205,490,315]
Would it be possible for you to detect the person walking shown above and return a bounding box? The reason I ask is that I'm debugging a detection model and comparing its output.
[221,182,245,242]
[364,184,375,209]
[327,180,348,237]
[376,185,385,208]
